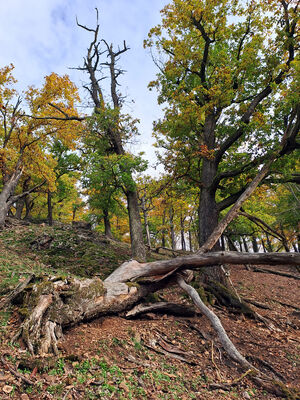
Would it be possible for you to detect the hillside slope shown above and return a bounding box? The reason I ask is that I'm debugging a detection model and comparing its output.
[0,221,299,399]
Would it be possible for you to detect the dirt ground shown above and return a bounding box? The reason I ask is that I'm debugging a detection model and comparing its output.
[0,261,299,399]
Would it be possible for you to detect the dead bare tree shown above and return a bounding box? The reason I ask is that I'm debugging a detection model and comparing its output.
[73,9,146,261]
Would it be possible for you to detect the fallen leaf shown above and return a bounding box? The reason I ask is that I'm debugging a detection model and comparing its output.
[3,385,13,394]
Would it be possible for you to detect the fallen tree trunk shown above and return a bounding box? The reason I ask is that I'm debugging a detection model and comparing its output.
[8,251,300,355]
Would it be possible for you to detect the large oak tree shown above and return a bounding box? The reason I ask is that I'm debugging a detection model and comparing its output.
[145,0,299,271]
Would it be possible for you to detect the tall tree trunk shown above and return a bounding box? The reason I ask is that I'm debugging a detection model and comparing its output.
[198,114,226,284]
[252,236,259,252]
[103,209,113,239]
[15,198,25,219]
[24,195,33,220]
[180,214,186,251]
[15,177,31,219]
[261,238,267,253]
[169,207,176,250]
[188,230,193,252]
[161,210,166,248]
[0,167,23,228]
[266,233,273,252]
[126,190,146,261]
[242,237,249,252]
[47,190,53,226]
[198,175,219,249]
[141,196,151,248]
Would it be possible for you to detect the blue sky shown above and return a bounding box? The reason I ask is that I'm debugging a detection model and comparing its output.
[0,0,169,173]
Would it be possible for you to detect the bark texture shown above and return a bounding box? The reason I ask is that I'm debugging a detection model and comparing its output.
[10,251,300,355]
[0,167,23,228]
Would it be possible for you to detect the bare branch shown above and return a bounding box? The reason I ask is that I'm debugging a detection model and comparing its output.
[9,180,46,205]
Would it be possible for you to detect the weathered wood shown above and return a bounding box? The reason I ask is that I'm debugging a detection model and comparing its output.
[105,252,300,284]
[176,274,255,371]
[126,302,195,318]
[8,250,300,355]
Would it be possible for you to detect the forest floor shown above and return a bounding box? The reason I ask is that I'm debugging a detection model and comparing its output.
[0,220,299,400]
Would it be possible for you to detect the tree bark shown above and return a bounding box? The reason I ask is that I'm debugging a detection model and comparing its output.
[10,251,300,355]
[103,209,113,239]
[24,195,34,220]
[126,190,146,261]
[141,196,151,248]
[198,160,219,249]
[47,190,53,226]
[162,210,166,248]
[226,235,239,251]
[266,233,273,252]
[197,114,227,283]
[169,207,176,250]
[0,167,23,228]
[188,230,193,252]
[15,177,31,219]
[198,114,219,249]
[242,237,249,252]
[252,236,259,252]
[180,214,186,251]
[15,198,25,219]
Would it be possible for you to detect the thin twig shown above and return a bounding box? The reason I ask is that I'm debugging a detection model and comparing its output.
[0,355,35,385]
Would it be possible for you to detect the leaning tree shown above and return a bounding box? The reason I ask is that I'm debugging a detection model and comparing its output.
[144,0,299,282]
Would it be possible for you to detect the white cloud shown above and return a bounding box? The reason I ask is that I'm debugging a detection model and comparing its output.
[0,0,168,175]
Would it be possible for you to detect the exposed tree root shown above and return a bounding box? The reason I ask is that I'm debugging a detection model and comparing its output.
[7,251,300,356]
[177,274,255,371]
[126,302,195,318]
[251,266,300,280]
[0,354,36,386]
[176,274,299,399]
[243,298,272,310]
